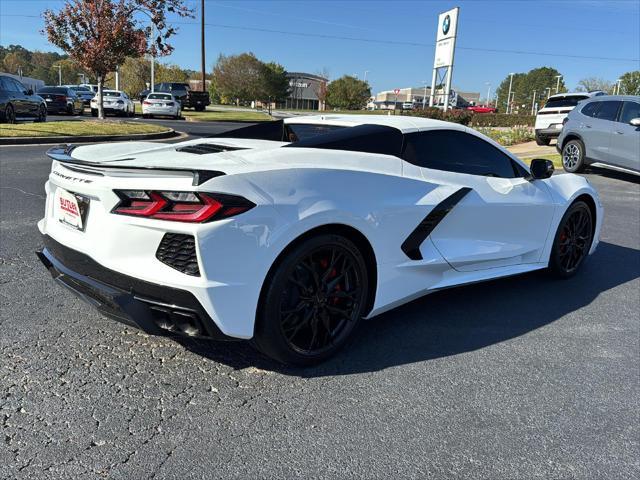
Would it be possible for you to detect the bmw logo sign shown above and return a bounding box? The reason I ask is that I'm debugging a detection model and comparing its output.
[442,15,451,35]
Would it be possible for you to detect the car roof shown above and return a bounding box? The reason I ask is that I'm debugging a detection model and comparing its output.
[283,114,465,134]
[582,95,639,102]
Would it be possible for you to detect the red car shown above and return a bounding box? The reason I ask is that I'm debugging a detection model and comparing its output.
[467,105,496,114]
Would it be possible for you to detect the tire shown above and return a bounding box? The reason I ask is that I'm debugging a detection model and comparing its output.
[91,109,98,117]
[35,105,47,123]
[562,139,586,173]
[548,201,593,278]
[535,132,550,146]
[77,106,83,116]
[3,104,16,124]
[129,105,135,117]
[66,104,74,115]
[142,113,148,119]
[253,234,370,366]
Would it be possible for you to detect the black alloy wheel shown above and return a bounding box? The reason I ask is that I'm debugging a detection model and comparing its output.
[549,201,593,277]
[35,105,47,122]
[254,234,369,366]
[4,104,16,124]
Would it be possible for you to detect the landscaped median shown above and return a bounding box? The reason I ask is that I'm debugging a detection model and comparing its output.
[181,109,273,122]
[0,120,176,145]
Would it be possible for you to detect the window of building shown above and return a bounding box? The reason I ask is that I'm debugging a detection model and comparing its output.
[402,130,520,178]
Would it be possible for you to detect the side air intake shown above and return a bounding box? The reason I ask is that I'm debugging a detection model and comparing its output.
[176,144,247,155]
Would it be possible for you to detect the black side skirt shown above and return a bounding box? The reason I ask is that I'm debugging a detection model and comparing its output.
[401,187,472,261]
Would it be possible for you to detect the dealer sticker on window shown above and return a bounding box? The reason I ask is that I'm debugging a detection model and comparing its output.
[54,188,88,231]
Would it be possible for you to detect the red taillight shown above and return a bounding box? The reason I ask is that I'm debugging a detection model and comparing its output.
[55,95,66,101]
[112,190,254,223]
[143,100,152,105]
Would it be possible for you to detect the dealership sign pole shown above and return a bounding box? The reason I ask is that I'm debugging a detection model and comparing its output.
[429,7,459,110]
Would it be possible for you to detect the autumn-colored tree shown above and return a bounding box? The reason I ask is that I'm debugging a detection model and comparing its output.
[43,0,192,118]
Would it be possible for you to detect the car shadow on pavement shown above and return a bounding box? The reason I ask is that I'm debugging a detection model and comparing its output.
[586,167,640,184]
[177,241,639,376]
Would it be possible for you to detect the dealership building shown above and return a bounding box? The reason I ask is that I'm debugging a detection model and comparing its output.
[281,72,328,111]
[372,86,481,109]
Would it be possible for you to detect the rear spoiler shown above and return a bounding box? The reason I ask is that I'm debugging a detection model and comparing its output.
[46,145,225,186]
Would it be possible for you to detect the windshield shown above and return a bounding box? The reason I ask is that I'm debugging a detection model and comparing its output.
[148,93,172,100]
[285,124,348,142]
[544,96,589,109]
[38,87,67,94]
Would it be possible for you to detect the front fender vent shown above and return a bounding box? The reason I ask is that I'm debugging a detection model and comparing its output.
[156,233,200,276]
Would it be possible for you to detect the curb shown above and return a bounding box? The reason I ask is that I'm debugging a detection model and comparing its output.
[0,128,179,146]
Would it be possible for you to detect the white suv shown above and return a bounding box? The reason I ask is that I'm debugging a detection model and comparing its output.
[535,91,605,145]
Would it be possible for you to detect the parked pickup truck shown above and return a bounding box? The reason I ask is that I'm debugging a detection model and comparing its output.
[139,82,210,111]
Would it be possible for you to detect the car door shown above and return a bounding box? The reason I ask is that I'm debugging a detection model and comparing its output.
[608,100,640,171]
[7,78,28,117]
[402,129,556,271]
[583,100,622,161]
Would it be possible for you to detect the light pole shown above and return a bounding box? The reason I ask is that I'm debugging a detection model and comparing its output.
[506,72,515,114]
[485,82,491,107]
[55,65,62,86]
[615,78,622,95]
[531,90,537,115]
[78,73,85,84]
[150,24,155,93]
[364,71,369,82]
[115,65,120,91]
[423,80,428,109]
[555,75,562,93]
[545,87,552,99]
[201,0,206,92]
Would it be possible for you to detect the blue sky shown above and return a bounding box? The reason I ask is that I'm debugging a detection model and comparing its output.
[1,0,639,98]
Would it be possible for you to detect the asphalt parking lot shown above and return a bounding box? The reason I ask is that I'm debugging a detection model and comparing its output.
[1,131,639,479]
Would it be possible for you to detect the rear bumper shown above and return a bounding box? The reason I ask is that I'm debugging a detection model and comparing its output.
[535,127,563,138]
[36,235,234,341]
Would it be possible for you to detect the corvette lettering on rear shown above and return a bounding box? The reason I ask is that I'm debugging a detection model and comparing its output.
[52,170,93,184]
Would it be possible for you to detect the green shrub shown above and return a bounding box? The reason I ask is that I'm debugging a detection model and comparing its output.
[476,127,535,146]
[469,113,535,128]
[405,107,473,125]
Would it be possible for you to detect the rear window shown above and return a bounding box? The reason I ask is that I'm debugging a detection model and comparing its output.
[70,86,90,92]
[103,91,120,97]
[38,87,67,94]
[285,124,347,142]
[170,83,189,90]
[147,93,172,100]
[543,96,589,109]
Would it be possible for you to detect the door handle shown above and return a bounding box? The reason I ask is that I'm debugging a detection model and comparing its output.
[614,131,624,135]
[585,124,592,128]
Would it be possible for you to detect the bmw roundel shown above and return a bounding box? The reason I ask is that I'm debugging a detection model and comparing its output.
[442,15,451,35]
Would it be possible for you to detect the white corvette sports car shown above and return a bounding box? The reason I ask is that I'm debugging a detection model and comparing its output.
[37,115,603,365]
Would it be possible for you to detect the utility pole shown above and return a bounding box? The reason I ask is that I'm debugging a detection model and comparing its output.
[485,82,491,107]
[506,72,515,114]
[531,90,537,115]
[201,0,206,92]
[555,75,562,93]
[56,65,62,86]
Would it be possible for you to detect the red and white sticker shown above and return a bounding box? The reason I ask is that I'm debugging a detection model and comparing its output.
[54,188,83,230]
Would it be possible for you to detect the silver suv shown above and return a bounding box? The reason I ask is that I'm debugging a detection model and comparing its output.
[557,95,640,175]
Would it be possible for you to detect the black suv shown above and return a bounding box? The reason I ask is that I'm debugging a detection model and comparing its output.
[0,74,47,123]
[139,82,210,111]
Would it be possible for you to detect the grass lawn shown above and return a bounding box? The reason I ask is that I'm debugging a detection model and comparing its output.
[182,109,273,122]
[528,153,563,169]
[0,120,170,138]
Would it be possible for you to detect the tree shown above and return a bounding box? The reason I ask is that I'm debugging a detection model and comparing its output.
[261,62,289,104]
[325,75,370,110]
[576,77,613,93]
[619,70,640,95]
[43,0,193,118]
[212,53,266,105]
[495,67,566,113]
[155,63,190,84]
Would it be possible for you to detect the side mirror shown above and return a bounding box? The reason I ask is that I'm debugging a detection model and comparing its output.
[529,158,554,180]
[630,118,640,127]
